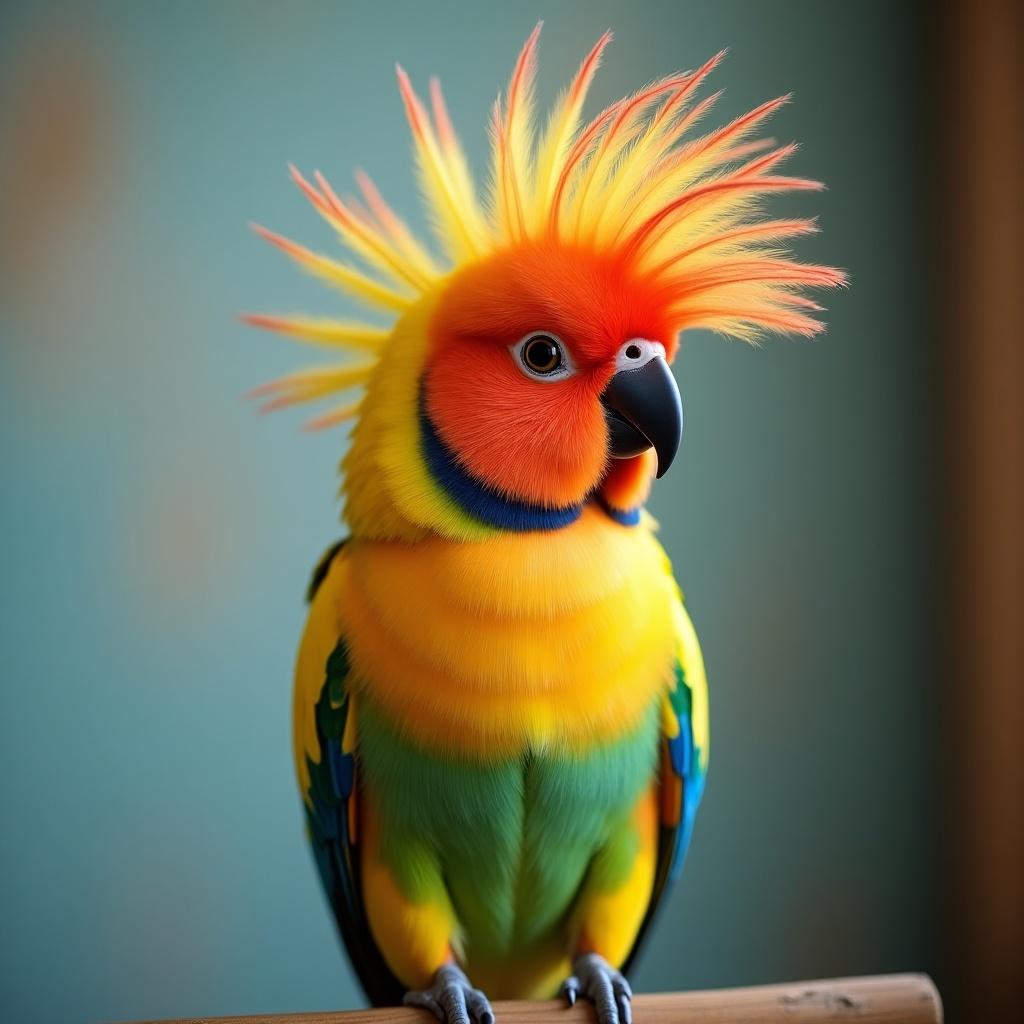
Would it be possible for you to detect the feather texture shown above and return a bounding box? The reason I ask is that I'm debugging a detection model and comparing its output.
[295,506,707,998]
[246,27,844,425]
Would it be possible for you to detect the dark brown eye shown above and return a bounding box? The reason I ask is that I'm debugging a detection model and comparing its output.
[522,335,563,375]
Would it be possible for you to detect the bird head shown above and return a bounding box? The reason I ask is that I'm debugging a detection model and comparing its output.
[246,27,845,540]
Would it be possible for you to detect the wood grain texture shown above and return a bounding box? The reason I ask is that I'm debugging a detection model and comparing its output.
[122,974,941,1024]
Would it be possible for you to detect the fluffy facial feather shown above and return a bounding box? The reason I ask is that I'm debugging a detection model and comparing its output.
[424,242,676,507]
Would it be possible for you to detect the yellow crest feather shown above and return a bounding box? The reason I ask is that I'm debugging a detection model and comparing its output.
[247,25,845,425]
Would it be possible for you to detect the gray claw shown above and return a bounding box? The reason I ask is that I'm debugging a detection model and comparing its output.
[560,975,580,1006]
[468,989,494,1024]
[560,954,632,1024]
[404,964,494,1024]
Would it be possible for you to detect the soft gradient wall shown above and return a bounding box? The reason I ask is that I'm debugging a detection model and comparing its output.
[0,3,935,1022]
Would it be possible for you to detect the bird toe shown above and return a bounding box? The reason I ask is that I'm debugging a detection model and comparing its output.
[404,964,494,1024]
[561,953,633,1024]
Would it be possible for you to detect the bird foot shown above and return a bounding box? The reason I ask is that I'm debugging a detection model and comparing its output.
[404,963,494,1024]
[560,953,632,1024]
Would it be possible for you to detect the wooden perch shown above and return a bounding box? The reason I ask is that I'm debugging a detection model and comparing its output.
[125,973,941,1024]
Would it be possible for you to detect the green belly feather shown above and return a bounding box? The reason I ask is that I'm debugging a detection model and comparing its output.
[357,698,660,960]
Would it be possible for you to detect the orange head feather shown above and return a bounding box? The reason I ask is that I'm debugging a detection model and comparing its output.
[246,26,845,513]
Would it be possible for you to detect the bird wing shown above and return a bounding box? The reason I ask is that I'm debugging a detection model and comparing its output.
[297,540,407,1006]
[622,584,709,974]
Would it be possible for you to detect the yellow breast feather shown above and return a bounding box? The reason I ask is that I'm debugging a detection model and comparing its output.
[336,506,678,757]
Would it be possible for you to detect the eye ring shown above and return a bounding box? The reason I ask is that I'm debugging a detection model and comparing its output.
[512,332,575,381]
[614,338,667,372]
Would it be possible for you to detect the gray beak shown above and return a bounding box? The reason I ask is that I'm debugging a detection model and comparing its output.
[601,355,683,478]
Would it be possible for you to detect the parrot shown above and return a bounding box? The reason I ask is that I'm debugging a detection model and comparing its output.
[245,25,844,1024]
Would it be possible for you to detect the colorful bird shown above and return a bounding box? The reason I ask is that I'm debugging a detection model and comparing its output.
[246,25,843,1024]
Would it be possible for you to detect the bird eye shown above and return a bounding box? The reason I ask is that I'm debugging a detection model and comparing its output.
[522,335,563,375]
[511,333,574,381]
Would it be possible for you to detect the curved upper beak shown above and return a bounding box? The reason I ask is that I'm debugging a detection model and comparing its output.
[601,355,683,479]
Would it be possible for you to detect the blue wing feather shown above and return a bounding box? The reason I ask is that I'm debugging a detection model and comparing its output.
[621,652,708,974]
[303,546,407,1007]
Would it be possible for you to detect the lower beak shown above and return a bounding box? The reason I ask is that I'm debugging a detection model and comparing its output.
[601,355,683,479]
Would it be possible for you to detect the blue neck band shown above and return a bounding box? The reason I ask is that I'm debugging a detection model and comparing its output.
[418,390,584,532]
[417,385,640,532]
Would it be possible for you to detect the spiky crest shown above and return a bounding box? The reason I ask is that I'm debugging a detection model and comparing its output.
[247,25,845,427]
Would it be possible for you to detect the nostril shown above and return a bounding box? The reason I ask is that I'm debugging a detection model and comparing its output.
[625,344,642,360]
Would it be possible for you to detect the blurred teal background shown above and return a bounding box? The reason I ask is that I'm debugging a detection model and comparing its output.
[0,2,935,1022]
